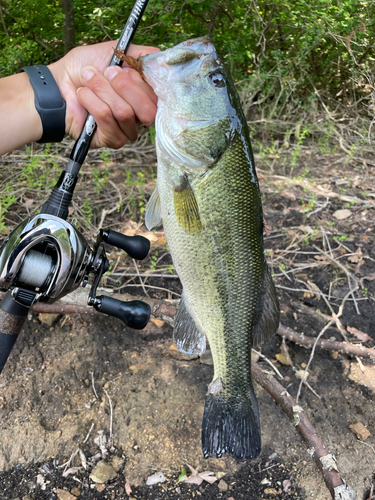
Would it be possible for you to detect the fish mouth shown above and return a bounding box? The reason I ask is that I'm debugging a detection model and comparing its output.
[139,37,219,97]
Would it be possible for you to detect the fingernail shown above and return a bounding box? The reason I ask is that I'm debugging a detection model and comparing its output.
[81,67,95,82]
[105,66,122,80]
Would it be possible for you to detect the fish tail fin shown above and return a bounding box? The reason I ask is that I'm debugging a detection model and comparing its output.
[202,389,261,460]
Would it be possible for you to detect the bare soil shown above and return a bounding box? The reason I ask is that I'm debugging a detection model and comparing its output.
[0,143,374,500]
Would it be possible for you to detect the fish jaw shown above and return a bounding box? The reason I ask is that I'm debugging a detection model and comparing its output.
[139,38,225,111]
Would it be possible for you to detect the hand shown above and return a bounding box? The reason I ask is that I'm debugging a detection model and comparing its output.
[49,41,159,149]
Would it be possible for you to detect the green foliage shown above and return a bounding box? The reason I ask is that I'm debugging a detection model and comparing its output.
[1,0,373,92]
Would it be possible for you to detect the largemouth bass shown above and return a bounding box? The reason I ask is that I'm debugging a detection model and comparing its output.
[140,38,280,460]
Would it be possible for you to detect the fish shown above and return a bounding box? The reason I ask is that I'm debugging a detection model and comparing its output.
[139,38,280,460]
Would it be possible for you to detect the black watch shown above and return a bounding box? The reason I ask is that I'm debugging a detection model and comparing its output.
[22,65,66,143]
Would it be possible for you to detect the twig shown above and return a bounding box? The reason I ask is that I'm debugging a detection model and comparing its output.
[296,320,335,403]
[252,349,283,379]
[252,364,357,499]
[278,324,375,361]
[132,259,150,298]
[83,423,95,444]
[91,372,99,400]
[103,387,113,439]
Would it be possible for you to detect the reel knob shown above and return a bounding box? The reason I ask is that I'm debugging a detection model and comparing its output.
[100,229,150,260]
[93,295,151,329]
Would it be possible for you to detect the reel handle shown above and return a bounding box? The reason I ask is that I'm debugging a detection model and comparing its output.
[93,295,151,330]
[0,291,29,374]
[101,229,150,260]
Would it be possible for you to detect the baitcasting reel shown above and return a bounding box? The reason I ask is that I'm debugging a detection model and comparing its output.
[0,211,151,373]
[0,0,152,374]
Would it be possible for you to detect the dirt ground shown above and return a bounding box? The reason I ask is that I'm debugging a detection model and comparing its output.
[0,145,374,500]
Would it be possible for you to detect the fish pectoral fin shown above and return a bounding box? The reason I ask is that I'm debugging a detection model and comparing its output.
[252,264,280,346]
[173,292,206,355]
[145,185,163,230]
[173,174,202,235]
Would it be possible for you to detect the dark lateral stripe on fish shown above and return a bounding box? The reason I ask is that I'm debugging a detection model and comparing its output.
[202,393,261,460]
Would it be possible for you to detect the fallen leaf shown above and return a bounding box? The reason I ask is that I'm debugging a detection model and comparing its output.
[314,254,328,261]
[150,318,166,328]
[347,247,363,264]
[181,464,218,486]
[333,208,352,220]
[342,360,375,392]
[346,326,370,343]
[362,272,375,281]
[275,340,293,366]
[62,467,82,478]
[283,479,292,492]
[125,478,132,495]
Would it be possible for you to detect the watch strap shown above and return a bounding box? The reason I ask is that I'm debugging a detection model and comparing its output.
[22,65,66,143]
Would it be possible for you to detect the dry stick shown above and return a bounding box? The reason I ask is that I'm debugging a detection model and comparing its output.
[24,296,375,362]
[278,323,375,361]
[251,364,357,500]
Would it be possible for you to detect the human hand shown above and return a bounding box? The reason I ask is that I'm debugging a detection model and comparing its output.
[48,41,159,149]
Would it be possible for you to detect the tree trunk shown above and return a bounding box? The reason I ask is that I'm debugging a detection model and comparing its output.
[61,0,75,53]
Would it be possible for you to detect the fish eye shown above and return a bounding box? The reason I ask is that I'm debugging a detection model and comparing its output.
[209,72,225,87]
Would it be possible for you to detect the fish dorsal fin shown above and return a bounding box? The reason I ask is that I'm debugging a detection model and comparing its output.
[252,264,280,346]
[145,185,162,230]
[173,174,202,235]
[174,292,206,355]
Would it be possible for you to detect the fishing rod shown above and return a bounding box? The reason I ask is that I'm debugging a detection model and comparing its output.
[0,0,151,375]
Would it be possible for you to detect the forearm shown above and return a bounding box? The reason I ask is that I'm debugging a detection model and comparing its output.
[0,72,43,156]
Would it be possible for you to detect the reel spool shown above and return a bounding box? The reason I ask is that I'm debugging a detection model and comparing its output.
[18,250,53,289]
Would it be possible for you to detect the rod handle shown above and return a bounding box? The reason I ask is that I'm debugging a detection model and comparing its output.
[0,291,29,374]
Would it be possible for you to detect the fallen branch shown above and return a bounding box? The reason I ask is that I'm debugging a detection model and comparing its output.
[23,295,375,363]
[252,363,357,499]
[278,323,375,362]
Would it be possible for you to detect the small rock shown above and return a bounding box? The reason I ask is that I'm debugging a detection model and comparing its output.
[111,455,125,472]
[56,490,77,500]
[264,488,278,494]
[200,349,213,365]
[218,479,228,491]
[168,344,198,360]
[333,208,351,220]
[70,487,81,497]
[260,478,271,485]
[349,422,371,441]
[89,460,117,483]
[295,369,309,380]
[146,471,166,486]
[96,484,106,492]
[216,471,226,479]
[22,497,33,500]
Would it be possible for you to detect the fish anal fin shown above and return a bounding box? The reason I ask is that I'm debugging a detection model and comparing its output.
[145,186,162,230]
[174,293,206,355]
[252,264,280,346]
[173,174,202,235]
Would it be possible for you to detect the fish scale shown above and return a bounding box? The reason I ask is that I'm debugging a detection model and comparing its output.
[140,37,280,460]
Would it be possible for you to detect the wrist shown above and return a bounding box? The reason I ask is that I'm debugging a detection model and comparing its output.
[0,73,43,155]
